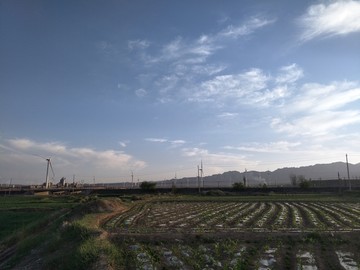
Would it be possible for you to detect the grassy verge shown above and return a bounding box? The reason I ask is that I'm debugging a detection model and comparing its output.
[0,195,108,269]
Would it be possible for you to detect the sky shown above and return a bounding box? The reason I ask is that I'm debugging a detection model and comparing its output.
[1,0,360,185]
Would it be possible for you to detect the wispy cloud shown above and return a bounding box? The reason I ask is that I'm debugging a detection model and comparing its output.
[191,65,300,106]
[118,141,128,148]
[5,138,146,170]
[272,80,360,137]
[191,64,227,76]
[298,0,360,42]
[195,68,269,101]
[8,138,67,154]
[217,112,239,119]
[135,88,147,98]
[275,64,303,84]
[224,141,301,153]
[272,110,360,137]
[219,17,276,39]
[181,147,257,173]
[127,15,275,104]
[287,81,360,113]
[145,138,168,143]
[128,39,150,50]
[145,138,186,147]
[129,15,275,66]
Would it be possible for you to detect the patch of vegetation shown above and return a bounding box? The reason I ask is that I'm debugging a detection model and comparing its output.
[44,223,99,270]
[204,189,227,196]
[140,181,157,192]
[0,195,105,269]
[233,182,246,191]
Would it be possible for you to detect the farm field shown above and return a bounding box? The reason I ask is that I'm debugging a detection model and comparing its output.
[106,196,360,233]
[1,194,360,269]
[104,195,360,269]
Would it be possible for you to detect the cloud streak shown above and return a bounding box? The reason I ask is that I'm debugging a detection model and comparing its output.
[181,147,257,174]
[131,15,275,65]
[272,80,360,136]
[298,0,360,41]
[219,17,276,38]
[224,141,302,154]
[145,138,186,147]
[4,138,146,171]
[190,64,302,106]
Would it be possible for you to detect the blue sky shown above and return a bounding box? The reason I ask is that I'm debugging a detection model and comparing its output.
[1,0,360,185]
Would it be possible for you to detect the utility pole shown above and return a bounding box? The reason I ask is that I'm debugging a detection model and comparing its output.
[244,169,247,187]
[197,165,200,194]
[131,171,134,189]
[346,154,351,191]
[9,178,12,195]
[200,160,204,188]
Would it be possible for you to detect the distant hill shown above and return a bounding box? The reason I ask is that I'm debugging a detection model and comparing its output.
[162,162,360,188]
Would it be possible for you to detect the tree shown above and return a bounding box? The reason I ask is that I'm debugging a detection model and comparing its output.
[233,182,245,191]
[290,174,297,186]
[290,174,311,189]
[299,178,311,189]
[140,181,156,192]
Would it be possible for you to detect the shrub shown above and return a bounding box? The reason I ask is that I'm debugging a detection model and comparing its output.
[233,182,245,191]
[140,181,157,192]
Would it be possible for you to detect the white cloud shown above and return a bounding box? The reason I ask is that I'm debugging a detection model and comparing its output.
[224,141,302,153]
[119,141,128,148]
[271,79,360,137]
[189,64,304,106]
[219,17,276,38]
[155,75,180,95]
[289,81,360,113]
[181,147,257,174]
[145,138,186,148]
[170,140,186,146]
[199,68,269,99]
[127,15,275,104]
[275,64,304,84]
[217,112,239,118]
[129,15,274,67]
[8,138,67,154]
[272,110,360,136]
[135,88,147,98]
[128,39,150,50]
[3,138,146,171]
[191,64,227,75]
[192,68,277,105]
[298,0,360,41]
[145,138,168,143]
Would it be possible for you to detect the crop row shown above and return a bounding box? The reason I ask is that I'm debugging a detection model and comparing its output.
[113,240,359,270]
[107,201,360,233]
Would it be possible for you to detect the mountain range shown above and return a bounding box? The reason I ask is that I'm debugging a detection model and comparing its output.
[163,162,360,188]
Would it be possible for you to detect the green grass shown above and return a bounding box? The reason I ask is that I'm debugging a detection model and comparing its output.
[0,195,100,269]
[0,195,79,209]
[0,195,79,241]
[0,210,51,240]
